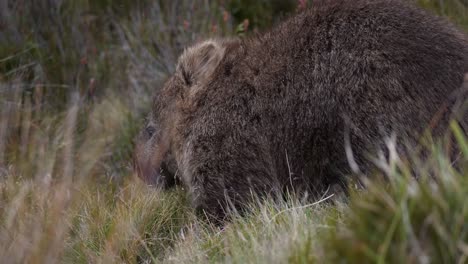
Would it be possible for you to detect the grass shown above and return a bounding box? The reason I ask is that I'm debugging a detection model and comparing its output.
[0,0,468,263]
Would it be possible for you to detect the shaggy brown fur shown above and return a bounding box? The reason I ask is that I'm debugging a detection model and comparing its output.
[134,0,468,222]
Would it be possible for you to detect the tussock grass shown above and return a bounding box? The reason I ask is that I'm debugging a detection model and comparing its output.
[0,0,468,263]
[163,133,468,263]
[165,197,344,264]
[0,178,192,263]
[324,131,468,263]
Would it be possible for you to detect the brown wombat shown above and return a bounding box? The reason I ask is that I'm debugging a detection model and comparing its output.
[134,0,468,222]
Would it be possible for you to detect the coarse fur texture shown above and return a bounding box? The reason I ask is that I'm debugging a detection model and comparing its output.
[134,0,468,222]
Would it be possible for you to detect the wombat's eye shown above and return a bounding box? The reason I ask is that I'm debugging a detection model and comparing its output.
[145,125,156,137]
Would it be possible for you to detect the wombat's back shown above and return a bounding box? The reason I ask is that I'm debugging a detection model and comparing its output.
[227,0,468,185]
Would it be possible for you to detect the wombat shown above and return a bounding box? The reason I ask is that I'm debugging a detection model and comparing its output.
[134,0,468,222]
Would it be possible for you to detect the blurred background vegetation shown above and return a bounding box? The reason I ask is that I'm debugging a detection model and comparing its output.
[1,0,466,181]
[0,0,467,262]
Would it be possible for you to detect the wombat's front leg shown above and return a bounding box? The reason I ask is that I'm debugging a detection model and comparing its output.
[181,136,281,223]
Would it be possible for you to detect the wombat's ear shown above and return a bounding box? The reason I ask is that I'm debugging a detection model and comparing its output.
[176,40,225,87]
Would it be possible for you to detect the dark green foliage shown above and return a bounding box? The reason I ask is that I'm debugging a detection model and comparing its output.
[228,0,297,30]
[417,0,468,29]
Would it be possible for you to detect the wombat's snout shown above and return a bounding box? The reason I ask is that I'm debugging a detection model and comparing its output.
[133,127,176,189]
[133,154,160,185]
[133,152,178,189]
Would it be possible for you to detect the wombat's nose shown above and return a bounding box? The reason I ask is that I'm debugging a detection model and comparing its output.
[141,166,162,186]
[133,156,161,186]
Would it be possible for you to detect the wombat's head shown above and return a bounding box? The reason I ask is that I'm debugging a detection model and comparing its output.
[133,39,228,188]
[133,110,178,188]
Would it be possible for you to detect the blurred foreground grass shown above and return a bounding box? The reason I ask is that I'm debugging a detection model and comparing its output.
[0,0,468,263]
